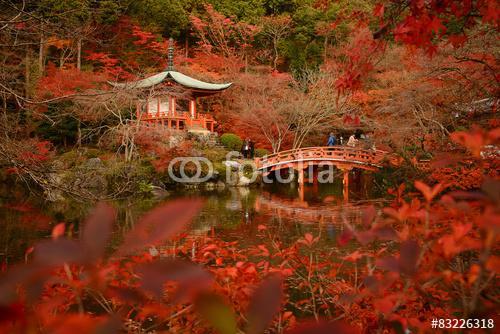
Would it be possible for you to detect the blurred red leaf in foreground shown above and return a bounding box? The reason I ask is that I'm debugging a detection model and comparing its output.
[246,274,283,334]
[118,199,205,255]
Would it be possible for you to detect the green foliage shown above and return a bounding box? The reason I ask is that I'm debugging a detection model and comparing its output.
[263,0,301,15]
[127,0,195,36]
[207,0,265,22]
[202,147,229,162]
[138,180,154,194]
[213,161,228,179]
[254,148,269,157]
[220,133,243,151]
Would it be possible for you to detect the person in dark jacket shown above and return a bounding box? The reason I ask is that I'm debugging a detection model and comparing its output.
[327,133,336,146]
[241,138,250,158]
[249,140,255,158]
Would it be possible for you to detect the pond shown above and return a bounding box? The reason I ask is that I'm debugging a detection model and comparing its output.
[0,173,386,267]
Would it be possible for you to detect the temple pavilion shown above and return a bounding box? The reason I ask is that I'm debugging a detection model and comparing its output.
[110,39,232,133]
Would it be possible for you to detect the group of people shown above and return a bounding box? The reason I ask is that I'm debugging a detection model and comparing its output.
[241,138,255,158]
[327,131,376,150]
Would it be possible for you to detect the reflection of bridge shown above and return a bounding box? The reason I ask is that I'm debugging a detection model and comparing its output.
[255,193,370,224]
[255,147,388,201]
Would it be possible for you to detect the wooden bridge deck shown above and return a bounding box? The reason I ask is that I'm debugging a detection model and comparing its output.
[255,146,387,172]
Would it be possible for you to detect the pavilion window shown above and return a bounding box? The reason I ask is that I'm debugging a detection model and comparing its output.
[147,97,169,117]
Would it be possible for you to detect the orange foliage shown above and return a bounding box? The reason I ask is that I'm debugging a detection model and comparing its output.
[36,63,108,98]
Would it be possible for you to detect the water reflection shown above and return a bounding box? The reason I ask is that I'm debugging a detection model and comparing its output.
[0,173,384,265]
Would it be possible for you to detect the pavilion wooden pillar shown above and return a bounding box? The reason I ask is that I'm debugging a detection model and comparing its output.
[156,97,161,118]
[210,122,214,132]
[169,96,176,116]
[135,101,140,120]
[189,99,196,119]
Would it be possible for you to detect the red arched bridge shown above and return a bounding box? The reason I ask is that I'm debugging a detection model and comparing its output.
[254,146,388,201]
[255,146,387,173]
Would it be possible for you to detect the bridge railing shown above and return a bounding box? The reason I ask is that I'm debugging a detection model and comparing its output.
[255,146,387,170]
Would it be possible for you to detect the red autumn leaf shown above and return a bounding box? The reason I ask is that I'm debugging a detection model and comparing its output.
[399,240,420,276]
[81,202,116,260]
[137,259,212,299]
[343,250,363,262]
[118,199,205,255]
[374,298,395,314]
[452,223,472,240]
[428,16,445,34]
[51,223,65,240]
[373,3,384,18]
[450,129,486,157]
[439,234,461,258]
[362,205,376,227]
[0,264,52,304]
[337,229,353,246]
[414,181,444,202]
[246,274,283,334]
[373,226,398,240]
[383,203,412,222]
[257,245,270,257]
[33,239,86,266]
[376,256,400,273]
[376,240,420,276]
[355,230,375,245]
[486,256,500,273]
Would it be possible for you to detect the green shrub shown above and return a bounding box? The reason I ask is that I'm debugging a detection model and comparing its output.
[220,133,243,151]
[255,148,270,157]
[202,147,228,162]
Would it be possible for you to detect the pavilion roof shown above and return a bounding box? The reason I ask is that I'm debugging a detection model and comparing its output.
[109,70,232,91]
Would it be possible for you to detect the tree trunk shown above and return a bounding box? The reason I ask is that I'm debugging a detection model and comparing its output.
[60,50,64,68]
[25,47,31,98]
[273,38,279,70]
[77,38,82,70]
[39,27,44,75]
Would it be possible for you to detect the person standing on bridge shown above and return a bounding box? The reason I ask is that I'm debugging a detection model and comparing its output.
[327,133,337,146]
[347,134,358,147]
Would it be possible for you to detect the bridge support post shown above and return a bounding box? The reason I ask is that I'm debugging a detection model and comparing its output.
[297,168,305,202]
[342,168,350,202]
[297,168,304,185]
